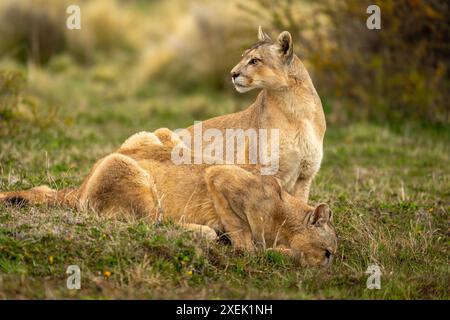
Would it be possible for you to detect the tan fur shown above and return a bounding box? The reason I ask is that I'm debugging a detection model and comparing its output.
[0,128,336,267]
[189,28,326,202]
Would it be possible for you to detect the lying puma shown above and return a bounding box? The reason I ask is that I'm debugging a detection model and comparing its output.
[187,27,326,203]
[0,129,337,267]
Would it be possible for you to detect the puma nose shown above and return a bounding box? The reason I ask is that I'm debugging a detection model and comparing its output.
[231,71,240,80]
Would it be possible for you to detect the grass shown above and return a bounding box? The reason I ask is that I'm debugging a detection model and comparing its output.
[0,57,449,299]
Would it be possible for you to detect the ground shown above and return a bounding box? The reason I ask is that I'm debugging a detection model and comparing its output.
[0,60,449,299]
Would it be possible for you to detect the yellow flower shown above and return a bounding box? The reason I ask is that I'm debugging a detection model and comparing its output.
[103,271,112,279]
[48,256,54,264]
[186,270,193,276]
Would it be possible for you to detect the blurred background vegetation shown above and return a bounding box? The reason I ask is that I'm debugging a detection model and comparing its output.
[0,0,450,134]
[0,0,448,134]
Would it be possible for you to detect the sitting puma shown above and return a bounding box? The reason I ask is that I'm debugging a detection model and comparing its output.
[187,27,326,203]
[0,129,337,266]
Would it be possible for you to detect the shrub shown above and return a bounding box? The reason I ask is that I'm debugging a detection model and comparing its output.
[0,0,67,65]
[0,0,142,65]
[0,70,25,135]
[240,0,450,124]
[65,0,142,63]
[137,1,257,92]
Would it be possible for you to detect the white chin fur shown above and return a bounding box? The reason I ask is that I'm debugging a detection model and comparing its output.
[234,85,253,93]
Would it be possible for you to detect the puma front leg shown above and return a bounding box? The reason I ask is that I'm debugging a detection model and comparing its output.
[206,189,254,251]
[292,176,313,203]
[181,223,218,241]
[205,168,255,251]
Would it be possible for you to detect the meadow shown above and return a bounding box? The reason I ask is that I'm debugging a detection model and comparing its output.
[0,59,448,299]
[0,0,448,299]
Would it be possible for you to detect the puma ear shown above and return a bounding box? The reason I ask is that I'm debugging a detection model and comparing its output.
[258,26,272,42]
[276,31,293,63]
[309,203,332,226]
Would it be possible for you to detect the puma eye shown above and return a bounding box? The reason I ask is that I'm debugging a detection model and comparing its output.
[248,58,259,65]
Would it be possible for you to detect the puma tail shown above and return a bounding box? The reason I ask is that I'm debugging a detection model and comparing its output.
[0,185,79,208]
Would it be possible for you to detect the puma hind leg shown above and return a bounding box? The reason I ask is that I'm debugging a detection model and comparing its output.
[78,153,158,218]
[153,128,184,148]
[118,131,162,151]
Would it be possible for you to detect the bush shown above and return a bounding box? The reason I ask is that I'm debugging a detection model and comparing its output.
[0,0,142,65]
[240,0,450,124]
[0,0,67,65]
[137,2,258,92]
[65,0,142,63]
[0,70,25,134]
